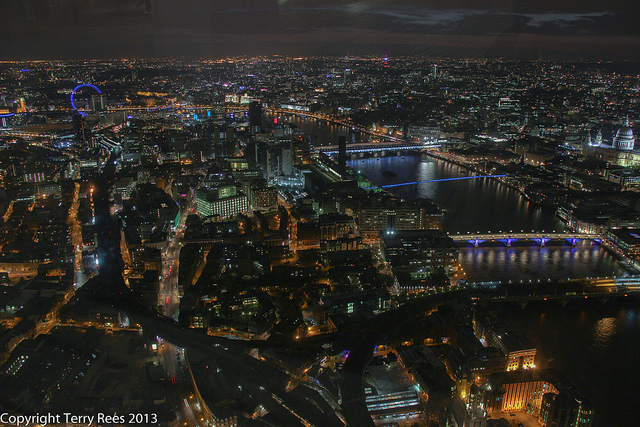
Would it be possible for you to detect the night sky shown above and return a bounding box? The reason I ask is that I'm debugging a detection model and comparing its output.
[1,0,638,60]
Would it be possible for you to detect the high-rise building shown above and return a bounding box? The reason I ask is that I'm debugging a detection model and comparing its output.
[0,108,13,128]
[73,114,91,143]
[91,94,107,112]
[257,146,268,175]
[338,136,347,173]
[343,68,352,87]
[282,144,293,176]
[16,98,26,113]
[248,101,262,134]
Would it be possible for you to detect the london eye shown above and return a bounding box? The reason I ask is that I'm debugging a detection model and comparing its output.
[71,84,102,116]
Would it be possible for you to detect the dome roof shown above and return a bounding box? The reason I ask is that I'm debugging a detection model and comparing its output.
[613,123,635,151]
[616,126,634,138]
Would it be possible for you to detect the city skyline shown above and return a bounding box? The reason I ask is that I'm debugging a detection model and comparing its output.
[1,51,639,425]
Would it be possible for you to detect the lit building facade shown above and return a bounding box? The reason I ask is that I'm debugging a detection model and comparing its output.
[319,213,356,240]
[250,186,278,211]
[473,314,536,372]
[319,213,363,252]
[197,189,248,219]
[486,370,559,414]
[603,227,640,260]
[583,120,640,167]
[358,197,443,238]
[407,124,440,142]
[366,391,425,425]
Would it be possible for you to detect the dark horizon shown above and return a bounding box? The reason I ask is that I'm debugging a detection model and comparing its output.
[2,0,638,61]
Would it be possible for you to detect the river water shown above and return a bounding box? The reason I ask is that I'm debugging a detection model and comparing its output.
[347,153,637,425]
[350,155,562,233]
[273,113,636,424]
[348,155,624,282]
[347,154,636,425]
[499,303,640,426]
[265,111,368,146]
[268,110,626,281]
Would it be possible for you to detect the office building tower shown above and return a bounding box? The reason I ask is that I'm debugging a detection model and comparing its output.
[249,101,262,134]
[338,136,347,173]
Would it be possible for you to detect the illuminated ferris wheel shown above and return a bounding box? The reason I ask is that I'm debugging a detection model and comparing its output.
[71,84,102,116]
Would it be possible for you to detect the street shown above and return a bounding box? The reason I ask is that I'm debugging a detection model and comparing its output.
[157,340,205,426]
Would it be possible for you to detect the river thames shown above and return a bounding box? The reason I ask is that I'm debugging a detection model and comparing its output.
[348,153,635,425]
[271,110,627,281]
[271,112,637,424]
[499,302,640,426]
[348,155,625,282]
[266,111,619,275]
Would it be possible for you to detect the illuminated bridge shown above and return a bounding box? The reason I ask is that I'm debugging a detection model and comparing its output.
[318,141,439,154]
[450,231,599,247]
[378,175,506,189]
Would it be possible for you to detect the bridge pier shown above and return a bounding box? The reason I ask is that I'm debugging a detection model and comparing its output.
[507,236,512,247]
[571,237,577,246]
[474,238,479,248]
[518,299,528,309]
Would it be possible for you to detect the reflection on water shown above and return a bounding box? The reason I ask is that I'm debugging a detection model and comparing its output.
[263,111,369,146]
[295,114,637,426]
[503,305,640,426]
[348,155,624,281]
[459,243,624,282]
[593,317,617,349]
[349,155,564,233]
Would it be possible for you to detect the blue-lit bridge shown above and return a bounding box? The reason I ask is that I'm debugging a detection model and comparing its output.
[450,231,599,247]
[378,175,506,188]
